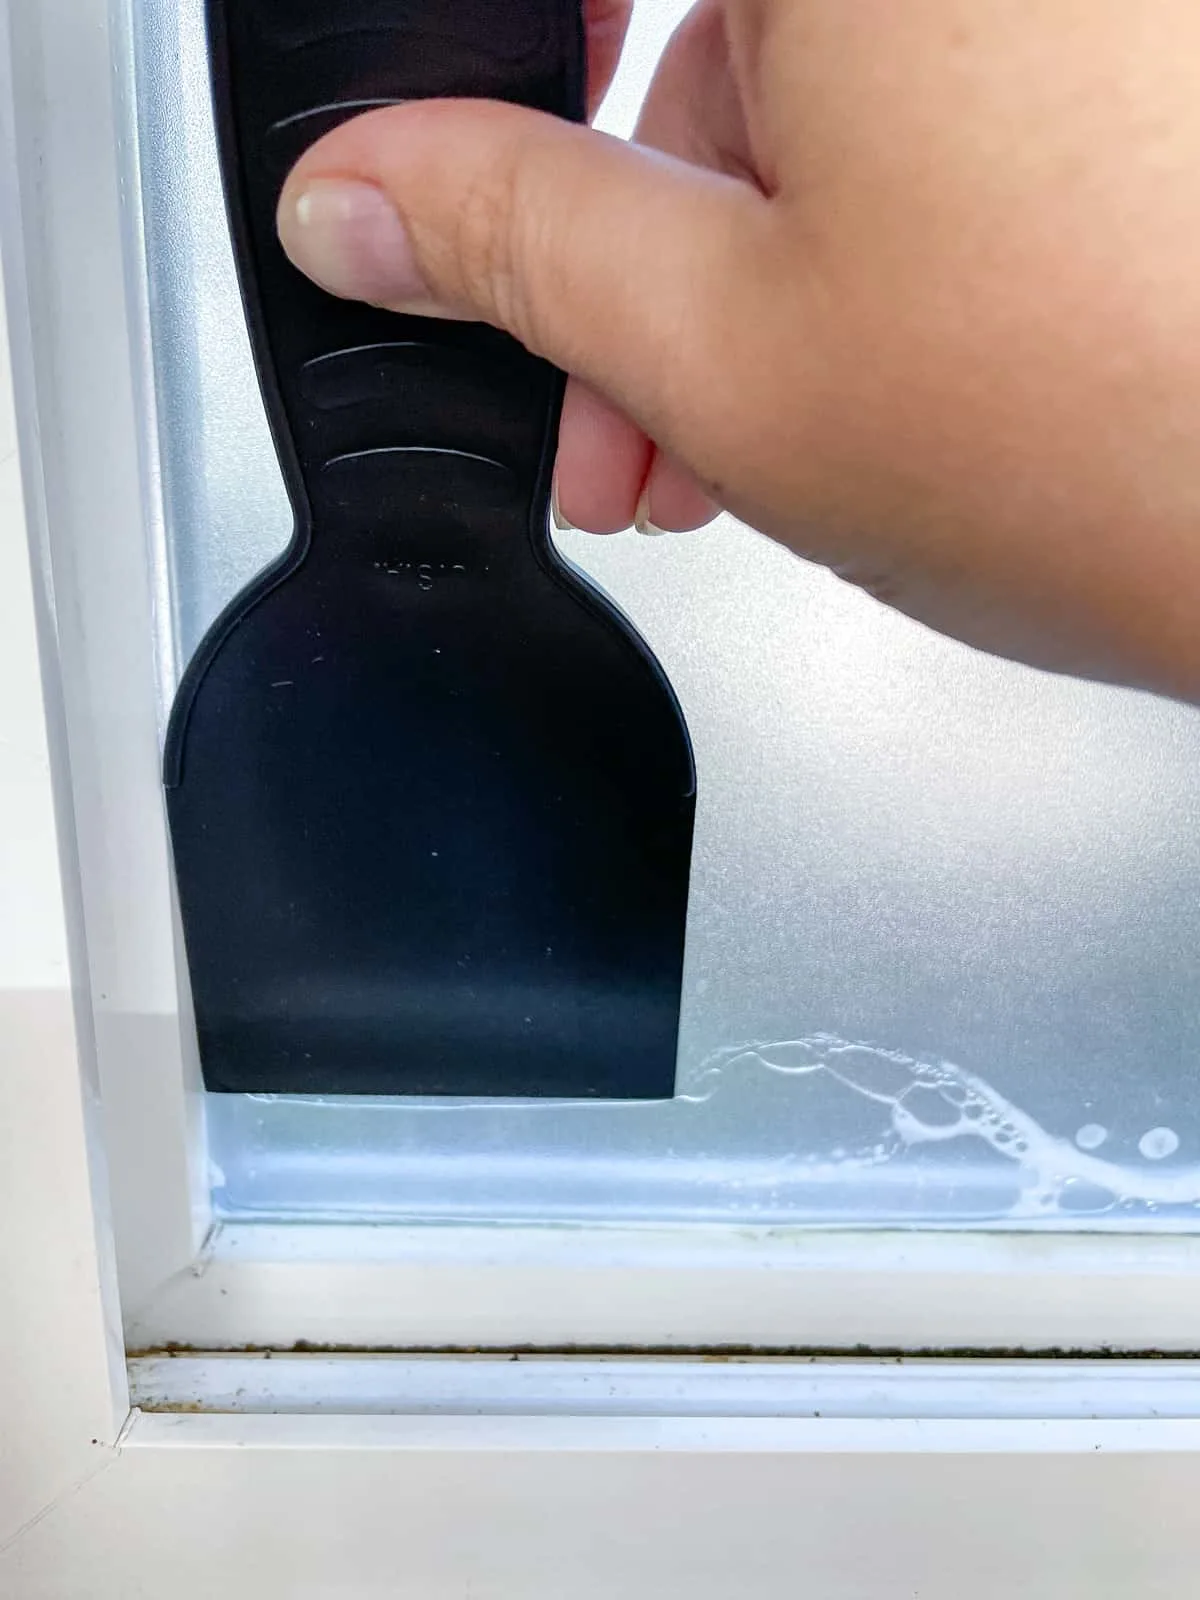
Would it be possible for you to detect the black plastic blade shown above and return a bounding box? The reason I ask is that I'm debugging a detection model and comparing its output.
[165,0,696,1098]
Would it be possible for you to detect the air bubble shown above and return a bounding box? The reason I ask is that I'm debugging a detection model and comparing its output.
[1075,1124,1109,1152]
[1139,1127,1180,1161]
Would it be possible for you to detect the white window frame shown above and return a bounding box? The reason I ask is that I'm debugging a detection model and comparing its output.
[3,0,1200,1363]
[7,1,1200,1590]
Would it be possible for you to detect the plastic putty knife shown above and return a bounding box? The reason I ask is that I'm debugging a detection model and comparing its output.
[165,0,696,1098]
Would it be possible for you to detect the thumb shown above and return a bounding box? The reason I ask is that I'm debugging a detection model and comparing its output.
[277,99,773,472]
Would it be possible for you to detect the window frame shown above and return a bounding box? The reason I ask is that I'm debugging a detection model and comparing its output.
[8,2,1200,1593]
[6,0,1200,1360]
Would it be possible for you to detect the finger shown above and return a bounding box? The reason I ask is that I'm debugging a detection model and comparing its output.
[638,450,720,533]
[585,0,635,121]
[567,2,742,537]
[571,0,748,538]
[277,100,777,474]
[632,0,756,183]
[557,379,651,533]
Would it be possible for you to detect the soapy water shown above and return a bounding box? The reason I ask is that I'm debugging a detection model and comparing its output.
[224,1031,1200,1227]
[677,1034,1196,1220]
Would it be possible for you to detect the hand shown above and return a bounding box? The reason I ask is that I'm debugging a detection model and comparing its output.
[278,0,1200,700]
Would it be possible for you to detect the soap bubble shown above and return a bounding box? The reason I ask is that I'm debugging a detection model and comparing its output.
[1139,1127,1181,1162]
[1074,1124,1109,1152]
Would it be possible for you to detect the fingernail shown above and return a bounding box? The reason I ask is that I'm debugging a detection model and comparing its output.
[634,485,667,537]
[279,179,437,311]
[550,478,573,534]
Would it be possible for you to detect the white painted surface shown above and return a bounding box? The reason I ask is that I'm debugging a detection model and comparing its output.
[0,243,68,992]
[0,49,129,1557]
[1,0,210,1338]
[3,1409,1200,1598]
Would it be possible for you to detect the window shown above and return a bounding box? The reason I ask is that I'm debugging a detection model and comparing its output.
[121,0,1200,1236]
[7,2,1200,1593]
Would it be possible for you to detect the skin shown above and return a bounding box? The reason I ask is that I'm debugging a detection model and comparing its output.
[278,0,1200,701]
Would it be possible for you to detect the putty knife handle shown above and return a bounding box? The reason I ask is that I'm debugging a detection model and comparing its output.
[207,0,585,554]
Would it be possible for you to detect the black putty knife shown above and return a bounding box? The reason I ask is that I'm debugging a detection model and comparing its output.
[165,0,696,1098]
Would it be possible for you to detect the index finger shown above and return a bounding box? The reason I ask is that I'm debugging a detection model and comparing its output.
[585,0,635,119]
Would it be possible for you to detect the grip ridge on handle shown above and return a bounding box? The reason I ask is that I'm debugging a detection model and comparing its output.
[212,0,584,546]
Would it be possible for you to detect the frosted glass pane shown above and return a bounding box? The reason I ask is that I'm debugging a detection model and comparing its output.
[136,0,1200,1229]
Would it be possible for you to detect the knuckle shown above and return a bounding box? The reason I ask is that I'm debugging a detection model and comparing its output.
[444,150,538,340]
